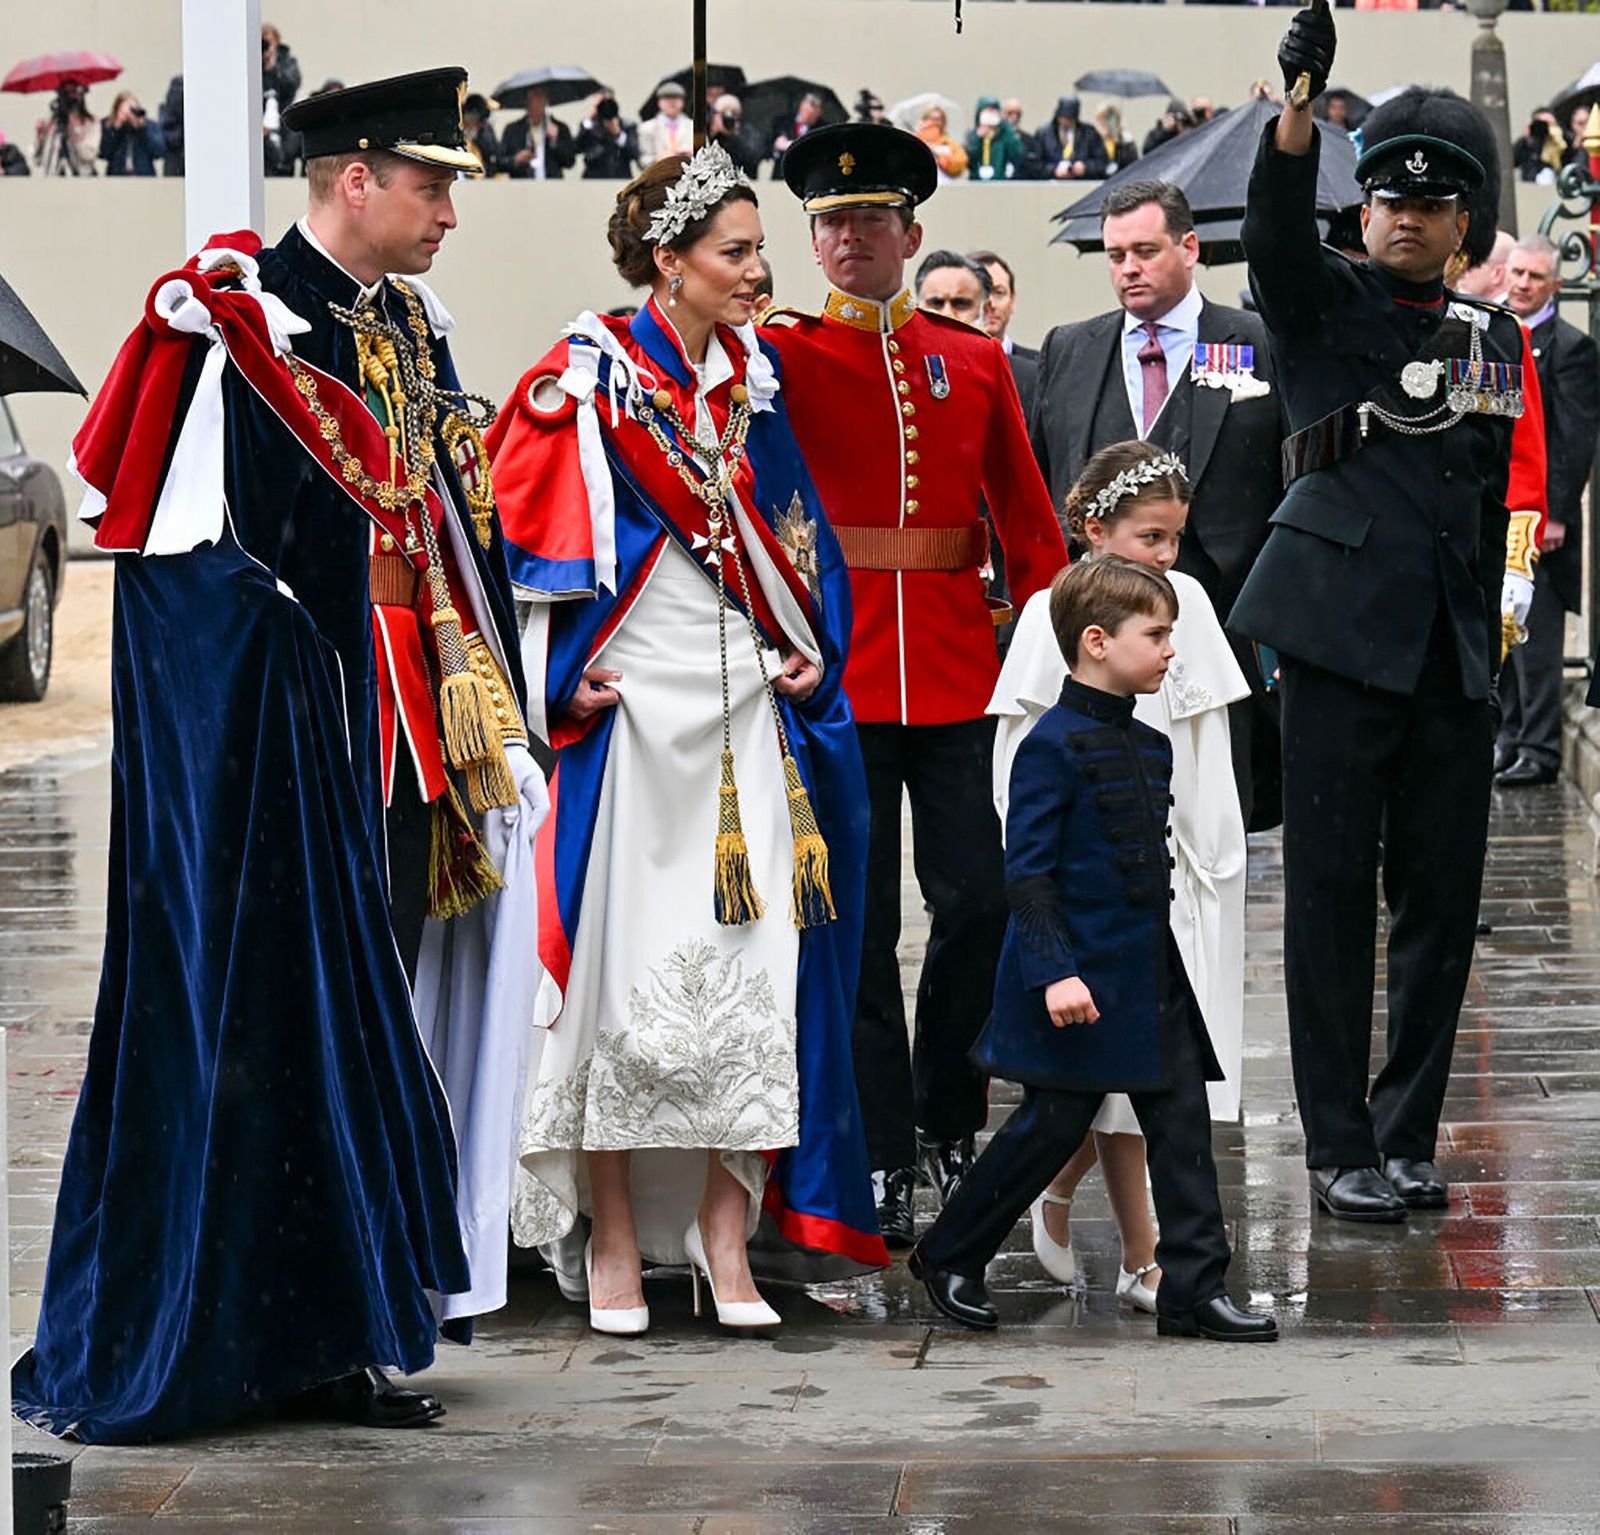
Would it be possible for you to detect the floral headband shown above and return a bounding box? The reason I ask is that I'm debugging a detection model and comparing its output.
[1087,452,1189,522]
[645,143,750,246]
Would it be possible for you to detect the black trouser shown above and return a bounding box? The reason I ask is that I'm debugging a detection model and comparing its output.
[1278,654,1492,1169]
[1498,564,1566,771]
[917,995,1231,1315]
[385,777,432,985]
[855,718,1008,1173]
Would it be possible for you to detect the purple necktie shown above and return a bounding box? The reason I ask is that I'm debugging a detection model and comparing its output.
[1137,321,1168,435]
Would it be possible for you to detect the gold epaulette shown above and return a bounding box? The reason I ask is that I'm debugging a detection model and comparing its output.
[758,304,819,329]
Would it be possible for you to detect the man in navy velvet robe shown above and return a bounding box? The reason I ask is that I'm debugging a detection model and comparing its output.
[13,69,536,1445]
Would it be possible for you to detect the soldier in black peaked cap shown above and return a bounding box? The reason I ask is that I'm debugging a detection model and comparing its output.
[1231,10,1529,1223]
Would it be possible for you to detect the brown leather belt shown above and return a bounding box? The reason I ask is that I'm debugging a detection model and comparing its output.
[834,521,990,572]
[370,551,421,607]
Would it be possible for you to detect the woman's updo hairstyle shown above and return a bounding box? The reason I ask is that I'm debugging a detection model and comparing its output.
[1063,439,1191,542]
[608,155,760,288]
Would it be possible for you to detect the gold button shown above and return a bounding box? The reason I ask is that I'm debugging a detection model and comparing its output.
[892,359,906,374]
[380,533,396,552]
[907,474,919,489]
[901,402,916,417]
[906,449,920,464]
[896,380,910,396]
[887,339,901,355]
[495,708,509,722]
[905,424,919,439]
[906,499,920,514]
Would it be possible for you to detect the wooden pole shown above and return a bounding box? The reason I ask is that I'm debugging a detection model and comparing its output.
[692,0,708,150]
[181,0,265,253]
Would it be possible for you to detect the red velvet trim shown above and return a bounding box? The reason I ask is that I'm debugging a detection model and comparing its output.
[761,1183,890,1268]
[535,763,573,999]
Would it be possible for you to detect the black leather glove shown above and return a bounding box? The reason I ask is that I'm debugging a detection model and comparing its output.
[1278,1,1337,106]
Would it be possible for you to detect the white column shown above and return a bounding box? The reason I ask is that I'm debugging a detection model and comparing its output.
[181,0,265,254]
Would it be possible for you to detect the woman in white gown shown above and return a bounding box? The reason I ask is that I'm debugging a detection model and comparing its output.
[485,149,886,1338]
[990,441,1249,1312]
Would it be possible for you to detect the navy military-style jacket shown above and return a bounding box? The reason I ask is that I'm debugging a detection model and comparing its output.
[1229,121,1518,700]
[973,678,1223,1095]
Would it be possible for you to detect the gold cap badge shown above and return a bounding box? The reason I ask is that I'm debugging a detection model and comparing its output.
[839,151,855,176]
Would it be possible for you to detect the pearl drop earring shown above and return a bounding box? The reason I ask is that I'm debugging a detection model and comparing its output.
[668,274,683,307]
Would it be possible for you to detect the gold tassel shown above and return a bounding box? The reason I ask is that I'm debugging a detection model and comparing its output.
[437,665,496,769]
[782,753,835,928]
[714,747,765,925]
[465,748,520,815]
[427,780,506,919]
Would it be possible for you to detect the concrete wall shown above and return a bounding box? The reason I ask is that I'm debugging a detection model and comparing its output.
[0,2,1592,538]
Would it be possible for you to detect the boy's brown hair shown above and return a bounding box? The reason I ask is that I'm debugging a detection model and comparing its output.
[1048,555,1178,667]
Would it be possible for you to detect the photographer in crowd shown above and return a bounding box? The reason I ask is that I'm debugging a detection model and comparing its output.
[98,91,165,177]
[575,93,639,180]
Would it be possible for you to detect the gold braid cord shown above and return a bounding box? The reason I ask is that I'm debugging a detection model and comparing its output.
[305,283,518,845]
[637,384,834,929]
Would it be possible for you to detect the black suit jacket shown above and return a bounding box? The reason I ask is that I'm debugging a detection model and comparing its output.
[1029,298,1284,619]
[502,115,577,179]
[1007,341,1040,424]
[1530,312,1600,613]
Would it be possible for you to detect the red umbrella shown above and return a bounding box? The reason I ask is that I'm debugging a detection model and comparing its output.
[2,51,123,95]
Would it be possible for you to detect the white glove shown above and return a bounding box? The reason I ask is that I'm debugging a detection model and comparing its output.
[1501,569,1534,646]
[504,740,551,827]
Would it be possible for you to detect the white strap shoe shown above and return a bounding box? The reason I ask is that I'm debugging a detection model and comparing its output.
[1116,1262,1160,1315]
[1029,1192,1078,1285]
[584,1239,649,1336]
[685,1218,780,1330]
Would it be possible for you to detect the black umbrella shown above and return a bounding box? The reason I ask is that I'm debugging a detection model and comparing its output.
[0,272,83,396]
[1074,69,1173,100]
[492,67,606,112]
[638,64,746,123]
[1315,86,1372,130]
[1051,96,1362,263]
[740,76,848,132]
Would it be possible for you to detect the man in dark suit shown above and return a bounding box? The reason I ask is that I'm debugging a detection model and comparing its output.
[1034,96,1107,181]
[503,87,576,180]
[1498,233,1600,784]
[971,249,1039,418]
[1029,179,1285,824]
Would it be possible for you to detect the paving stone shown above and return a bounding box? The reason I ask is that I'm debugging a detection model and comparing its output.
[10,740,1600,1527]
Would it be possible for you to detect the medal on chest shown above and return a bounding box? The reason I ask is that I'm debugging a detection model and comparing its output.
[923,354,951,400]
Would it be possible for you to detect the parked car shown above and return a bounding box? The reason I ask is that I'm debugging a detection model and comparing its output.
[0,396,67,701]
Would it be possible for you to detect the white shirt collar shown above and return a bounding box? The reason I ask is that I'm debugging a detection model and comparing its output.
[1522,299,1557,332]
[297,217,384,302]
[1122,283,1204,338]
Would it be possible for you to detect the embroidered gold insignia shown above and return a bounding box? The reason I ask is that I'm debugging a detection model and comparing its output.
[839,151,856,176]
[775,492,823,606]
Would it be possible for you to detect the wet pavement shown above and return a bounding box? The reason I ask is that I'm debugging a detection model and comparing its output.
[3,744,1600,1531]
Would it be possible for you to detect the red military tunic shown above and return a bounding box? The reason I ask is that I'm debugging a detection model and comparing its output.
[763,285,1067,726]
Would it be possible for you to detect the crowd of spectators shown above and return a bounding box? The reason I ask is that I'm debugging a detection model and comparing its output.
[3,18,1595,184]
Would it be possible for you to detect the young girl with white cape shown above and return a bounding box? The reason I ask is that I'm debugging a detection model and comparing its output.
[989,441,1250,1313]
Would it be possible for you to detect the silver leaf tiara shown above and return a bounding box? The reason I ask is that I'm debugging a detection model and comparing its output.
[644,144,750,246]
[1087,452,1189,523]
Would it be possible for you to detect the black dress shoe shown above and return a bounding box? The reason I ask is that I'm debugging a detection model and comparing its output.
[1495,754,1558,788]
[1157,1293,1278,1342]
[1493,741,1517,776]
[917,1134,978,1206]
[874,1167,918,1249]
[1310,1166,1407,1223]
[908,1247,998,1330]
[286,1366,445,1428]
[1382,1156,1449,1209]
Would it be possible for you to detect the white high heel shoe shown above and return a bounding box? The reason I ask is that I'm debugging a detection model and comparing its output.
[684,1218,780,1330]
[1029,1192,1078,1285]
[1116,1262,1160,1315]
[584,1239,649,1336]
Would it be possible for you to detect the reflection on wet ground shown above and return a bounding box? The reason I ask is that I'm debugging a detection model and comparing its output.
[4,750,1600,1530]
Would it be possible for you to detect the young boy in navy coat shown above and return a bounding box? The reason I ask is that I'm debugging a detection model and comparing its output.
[910,557,1277,1342]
